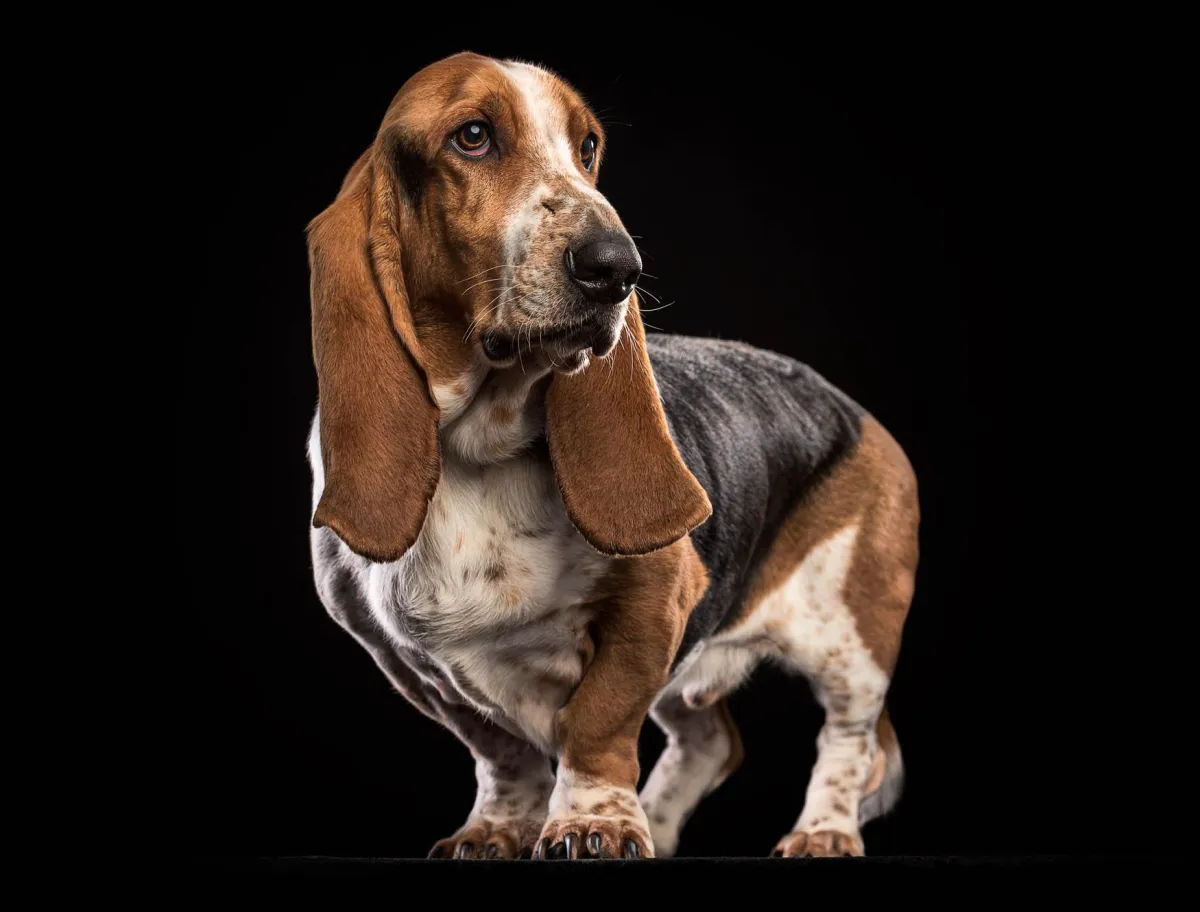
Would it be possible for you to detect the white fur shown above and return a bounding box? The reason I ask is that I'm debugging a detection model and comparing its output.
[649,524,893,849]
[309,363,609,754]
[546,767,653,854]
[500,179,548,282]
[502,61,597,187]
[467,753,553,831]
[310,60,904,855]
[497,60,619,330]
[314,362,901,855]
[431,358,488,424]
[440,362,551,464]
[640,697,737,858]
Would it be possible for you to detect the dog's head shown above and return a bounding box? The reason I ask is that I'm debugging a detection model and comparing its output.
[308,52,711,563]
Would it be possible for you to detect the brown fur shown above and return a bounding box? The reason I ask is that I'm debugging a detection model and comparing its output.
[308,51,710,563]
[547,294,713,556]
[554,537,710,789]
[309,57,721,855]
[731,415,919,674]
[307,171,441,563]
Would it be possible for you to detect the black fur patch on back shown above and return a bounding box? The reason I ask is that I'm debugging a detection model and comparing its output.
[646,335,865,665]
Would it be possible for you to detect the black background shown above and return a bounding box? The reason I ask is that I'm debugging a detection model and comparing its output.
[187,34,1166,862]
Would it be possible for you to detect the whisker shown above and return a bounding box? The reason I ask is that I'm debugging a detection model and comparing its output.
[459,276,507,294]
[485,285,515,309]
[625,322,635,381]
[456,264,522,285]
[638,301,675,313]
[635,285,663,304]
[542,322,562,369]
[609,320,627,372]
[463,297,509,341]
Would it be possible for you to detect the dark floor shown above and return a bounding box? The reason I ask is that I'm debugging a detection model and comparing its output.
[183,854,1184,889]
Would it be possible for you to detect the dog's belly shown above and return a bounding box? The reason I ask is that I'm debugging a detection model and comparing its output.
[367,450,610,750]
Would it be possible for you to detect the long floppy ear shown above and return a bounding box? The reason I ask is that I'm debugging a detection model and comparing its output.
[308,162,440,563]
[546,295,712,556]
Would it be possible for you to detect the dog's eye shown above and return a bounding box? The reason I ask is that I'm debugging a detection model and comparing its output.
[581,134,598,171]
[453,122,491,157]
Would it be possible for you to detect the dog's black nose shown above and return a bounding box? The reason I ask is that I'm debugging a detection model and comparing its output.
[564,231,642,305]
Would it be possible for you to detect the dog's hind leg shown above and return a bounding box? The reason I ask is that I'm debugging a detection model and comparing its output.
[762,517,907,858]
[728,417,917,857]
[639,691,744,858]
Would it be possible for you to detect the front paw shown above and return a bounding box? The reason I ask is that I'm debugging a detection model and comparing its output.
[427,816,543,860]
[535,779,653,859]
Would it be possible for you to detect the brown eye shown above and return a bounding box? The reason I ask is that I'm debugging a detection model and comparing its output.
[454,122,491,157]
[581,133,597,171]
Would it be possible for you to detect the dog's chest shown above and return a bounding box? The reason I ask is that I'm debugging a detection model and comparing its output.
[372,448,609,746]
[402,450,608,631]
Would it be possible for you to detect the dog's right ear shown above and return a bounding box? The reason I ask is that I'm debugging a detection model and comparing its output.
[308,160,440,563]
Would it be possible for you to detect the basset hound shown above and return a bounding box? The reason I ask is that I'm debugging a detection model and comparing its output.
[306,52,919,860]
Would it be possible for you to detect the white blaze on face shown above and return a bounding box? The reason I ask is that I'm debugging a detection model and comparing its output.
[501,61,600,191]
[498,62,614,303]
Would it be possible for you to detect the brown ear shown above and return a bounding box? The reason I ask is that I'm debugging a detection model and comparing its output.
[546,295,712,556]
[308,162,440,563]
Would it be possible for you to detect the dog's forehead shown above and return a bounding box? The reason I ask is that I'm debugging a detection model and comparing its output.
[392,53,588,132]
[497,59,598,177]
[499,60,584,127]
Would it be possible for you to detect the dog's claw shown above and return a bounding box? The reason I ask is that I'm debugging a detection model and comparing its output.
[564,833,579,860]
[485,844,499,858]
[586,833,603,857]
[623,839,641,858]
[533,837,550,860]
[456,842,474,859]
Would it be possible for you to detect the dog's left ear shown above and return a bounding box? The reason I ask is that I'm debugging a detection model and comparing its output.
[546,294,712,556]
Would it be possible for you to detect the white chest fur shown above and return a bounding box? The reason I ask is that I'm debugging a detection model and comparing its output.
[384,450,606,639]
[371,449,608,749]
[309,361,611,752]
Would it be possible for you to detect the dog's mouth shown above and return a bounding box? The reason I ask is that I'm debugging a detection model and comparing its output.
[481,311,624,369]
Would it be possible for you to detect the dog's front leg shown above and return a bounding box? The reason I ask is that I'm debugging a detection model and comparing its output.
[535,541,703,860]
[364,647,554,859]
[424,706,555,860]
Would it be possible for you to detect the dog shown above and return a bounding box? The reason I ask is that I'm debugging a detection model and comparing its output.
[306,52,919,860]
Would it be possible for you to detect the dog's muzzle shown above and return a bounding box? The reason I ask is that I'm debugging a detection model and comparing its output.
[481,307,624,366]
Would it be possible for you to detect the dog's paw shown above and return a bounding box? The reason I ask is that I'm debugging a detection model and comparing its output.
[535,779,653,859]
[770,828,864,858]
[427,816,543,859]
[534,813,652,859]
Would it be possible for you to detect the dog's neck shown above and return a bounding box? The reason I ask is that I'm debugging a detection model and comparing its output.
[435,358,553,466]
